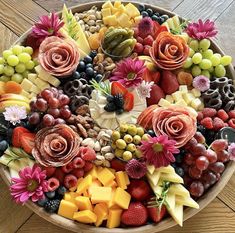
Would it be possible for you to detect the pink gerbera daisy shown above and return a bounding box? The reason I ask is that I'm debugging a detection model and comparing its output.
[110,58,145,88]
[139,135,179,168]
[10,165,48,204]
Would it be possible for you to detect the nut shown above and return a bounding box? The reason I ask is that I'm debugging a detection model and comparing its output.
[101,146,112,154]
[88,20,96,26]
[105,129,113,136]
[101,133,111,141]
[96,155,105,161]
[89,26,97,33]
[87,129,98,138]
[103,160,111,167]
[93,53,105,64]
[81,138,95,148]
[104,153,115,160]
[97,131,106,140]
[94,141,101,152]
[94,160,103,166]
[105,63,116,71]
[93,126,101,132]
[75,104,90,116]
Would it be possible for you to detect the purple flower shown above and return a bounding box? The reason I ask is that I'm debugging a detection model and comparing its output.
[193,75,210,92]
[228,143,235,161]
[3,106,27,125]
[137,81,154,98]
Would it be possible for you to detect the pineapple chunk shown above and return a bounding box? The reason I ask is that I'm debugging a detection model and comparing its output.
[175,99,188,107]
[114,1,122,8]
[101,8,111,17]
[34,78,50,90]
[179,85,188,93]
[103,15,118,26]
[21,90,30,98]
[30,84,41,94]
[191,88,201,97]
[191,98,202,110]
[172,91,182,102]
[125,3,140,18]
[116,13,131,28]
[102,1,113,9]
[21,79,33,92]
[165,95,174,103]
[182,93,195,105]
[27,73,37,84]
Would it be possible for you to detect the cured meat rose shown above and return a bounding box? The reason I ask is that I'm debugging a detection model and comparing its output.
[150,31,189,70]
[152,106,197,148]
[39,36,80,77]
[32,124,81,167]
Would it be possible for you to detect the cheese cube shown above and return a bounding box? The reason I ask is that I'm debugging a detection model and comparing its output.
[179,85,188,93]
[165,95,174,103]
[21,79,34,92]
[30,84,41,94]
[73,210,97,223]
[90,187,112,204]
[125,3,140,18]
[191,98,202,110]
[97,168,115,186]
[103,15,118,26]
[158,98,171,107]
[172,91,183,102]
[182,92,195,104]
[101,8,111,17]
[27,73,37,83]
[175,99,188,107]
[94,203,108,227]
[113,187,131,209]
[107,208,123,229]
[58,200,78,219]
[117,13,131,28]
[34,78,50,90]
[75,196,93,211]
[191,88,201,97]
[115,171,127,189]
[76,175,92,195]
[21,90,30,98]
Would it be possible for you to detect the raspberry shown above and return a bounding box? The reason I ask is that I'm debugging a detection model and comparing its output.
[143,35,154,46]
[72,157,85,169]
[83,161,93,172]
[61,163,73,173]
[79,147,96,161]
[197,112,204,122]
[228,110,235,118]
[224,123,228,127]
[213,117,225,131]
[200,117,213,129]
[54,168,65,184]
[71,168,84,178]
[217,109,229,121]
[64,174,78,189]
[47,177,60,192]
[202,108,217,118]
[228,118,235,128]
[43,166,56,178]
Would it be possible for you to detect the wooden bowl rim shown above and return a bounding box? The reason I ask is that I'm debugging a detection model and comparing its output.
[0,1,235,232]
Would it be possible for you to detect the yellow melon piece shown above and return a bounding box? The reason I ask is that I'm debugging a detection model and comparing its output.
[58,200,78,219]
[86,166,98,180]
[113,187,131,209]
[73,210,97,223]
[103,15,118,26]
[76,175,92,195]
[102,1,113,9]
[101,8,112,17]
[107,208,123,229]
[75,196,93,211]
[115,171,127,189]
[118,4,126,13]
[125,3,140,18]
[94,203,109,227]
[0,81,5,94]
[105,180,117,188]
[97,168,115,186]
[114,1,122,8]
[64,192,79,204]
[116,13,131,28]
[90,187,112,204]
[88,179,102,196]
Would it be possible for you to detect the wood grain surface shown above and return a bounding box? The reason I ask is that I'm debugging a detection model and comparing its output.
[0,0,235,233]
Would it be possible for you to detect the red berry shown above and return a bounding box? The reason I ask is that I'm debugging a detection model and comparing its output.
[202,108,217,118]
[83,161,93,172]
[47,177,60,192]
[184,153,195,165]
[54,168,65,184]
[195,156,209,171]
[64,174,78,189]
[136,36,144,43]
[189,166,202,179]
[72,157,85,169]
[210,139,228,152]
[43,166,56,178]
[213,117,225,131]
[202,171,217,186]
[189,181,204,197]
[143,35,154,46]
[79,147,96,161]
[217,109,229,121]
[134,28,139,37]
[61,163,73,173]
[209,162,225,174]
[134,42,144,54]
[48,97,59,108]
[197,112,204,122]
[143,45,151,55]
[200,117,213,129]
[228,118,235,128]
[71,168,84,178]
[228,110,235,118]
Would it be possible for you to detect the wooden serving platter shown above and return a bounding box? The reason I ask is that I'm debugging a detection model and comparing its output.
[0,1,235,232]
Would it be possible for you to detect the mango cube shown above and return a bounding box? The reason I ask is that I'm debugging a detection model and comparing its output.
[94,203,109,227]
[90,187,112,204]
[105,180,117,188]
[123,172,130,185]
[113,187,131,209]
[86,166,98,180]
[108,188,116,208]
[73,210,97,223]
[64,192,78,204]
[102,0,113,9]
[75,196,93,211]
[88,179,102,196]
[115,171,127,189]
[97,168,115,186]
[107,208,123,228]
[58,200,78,219]
[76,175,92,195]
[114,1,122,8]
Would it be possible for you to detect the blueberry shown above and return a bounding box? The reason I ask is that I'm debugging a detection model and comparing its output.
[86,63,93,69]
[89,50,97,58]
[175,153,184,164]
[146,8,153,16]
[77,61,86,72]
[161,14,169,21]
[80,72,87,79]
[37,197,49,207]
[46,191,56,199]
[83,55,92,64]
[72,71,81,79]
[159,17,165,24]
[85,67,94,78]
[171,163,177,169]
[94,74,103,82]
[154,12,160,17]
[175,167,184,177]
[57,186,67,196]
[138,4,145,12]
[0,140,8,151]
[147,130,156,137]
[151,15,160,22]
[141,11,149,17]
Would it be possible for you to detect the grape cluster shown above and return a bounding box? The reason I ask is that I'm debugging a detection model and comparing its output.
[183,134,228,198]
[183,39,232,78]
[29,87,72,127]
[0,45,35,83]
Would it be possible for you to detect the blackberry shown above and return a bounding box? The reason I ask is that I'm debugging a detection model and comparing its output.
[104,103,116,112]
[37,197,49,207]
[106,95,114,103]
[44,199,60,213]
[113,94,124,108]
[46,191,56,199]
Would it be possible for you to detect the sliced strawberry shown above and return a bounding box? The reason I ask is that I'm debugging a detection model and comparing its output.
[147,205,167,223]
[154,25,169,38]
[143,68,160,84]
[111,81,128,96]
[12,127,30,147]
[123,92,134,111]
[21,132,36,154]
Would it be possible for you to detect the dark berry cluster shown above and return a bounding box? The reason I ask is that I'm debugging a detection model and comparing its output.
[104,94,124,114]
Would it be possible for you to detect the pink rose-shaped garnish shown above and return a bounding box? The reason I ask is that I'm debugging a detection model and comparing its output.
[152,106,197,148]
[39,36,80,77]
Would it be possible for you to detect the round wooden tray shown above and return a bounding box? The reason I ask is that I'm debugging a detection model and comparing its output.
[1,1,235,232]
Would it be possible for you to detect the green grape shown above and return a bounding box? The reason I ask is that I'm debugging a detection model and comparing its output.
[201,70,211,78]
[189,48,195,57]
[12,45,23,55]
[18,52,31,63]
[11,73,24,83]
[4,65,14,76]
[208,66,214,73]
[15,63,26,73]
[3,50,13,59]
[0,57,5,64]
[183,57,193,68]
[33,59,39,66]
[0,75,11,82]
[191,65,202,77]
[192,53,202,64]
[202,49,213,59]
[215,65,226,77]
[22,70,30,78]
[189,40,199,51]
[210,54,220,66]
[199,39,211,51]
[25,60,35,70]
[0,64,4,74]
[220,55,232,66]
[199,59,212,70]
[7,55,19,66]
[23,46,33,55]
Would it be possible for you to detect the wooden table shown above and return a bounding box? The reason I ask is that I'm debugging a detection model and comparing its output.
[0,0,235,232]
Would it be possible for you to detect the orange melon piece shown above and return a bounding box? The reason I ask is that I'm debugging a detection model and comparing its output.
[4,81,22,94]
[0,81,6,95]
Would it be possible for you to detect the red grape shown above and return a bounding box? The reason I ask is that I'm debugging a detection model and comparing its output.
[189,166,202,179]
[41,89,53,101]
[189,181,204,197]
[205,149,217,163]
[58,94,70,106]
[195,156,209,171]
[210,139,228,152]
[48,97,60,108]
[184,137,197,149]
[191,144,207,156]
[215,173,221,181]
[28,112,40,125]
[43,114,55,126]
[202,171,216,185]
[184,153,195,165]
[183,174,192,187]
[47,108,60,118]
[35,98,48,112]
[209,162,225,174]
[29,100,37,111]
[202,180,210,190]
[50,87,59,97]
[54,118,66,125]
[194,132,205,144]
[60,108,71,119]
[217,150,230,163]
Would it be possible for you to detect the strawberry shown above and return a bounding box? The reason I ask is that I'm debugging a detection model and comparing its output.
[127,180,152,201]
[121,202,148,226]
[146,84,165,106]
[143,35,154,46]
[143,68,160,84]
[21,132,36,154]
[123,92,134,111]
[42,166,56,178]
[110,159,126,171]
[111,81,128,96]
[134,42,144,54]
[147,205,167,223]
[160,70,179,95]
[54,168,65,184]
[12,127,30,147]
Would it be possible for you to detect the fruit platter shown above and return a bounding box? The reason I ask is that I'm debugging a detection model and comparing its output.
[0,1,235,232]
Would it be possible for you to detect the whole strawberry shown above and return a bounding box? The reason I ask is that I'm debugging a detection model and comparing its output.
[147,205,167,223]
[121,202,148,226]
[127,180,151,201]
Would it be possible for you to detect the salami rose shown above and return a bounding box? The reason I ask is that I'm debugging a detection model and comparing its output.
[152,106,197,148]
[150,31,189,70]
[32,124,81,167]
[39,36,80,77]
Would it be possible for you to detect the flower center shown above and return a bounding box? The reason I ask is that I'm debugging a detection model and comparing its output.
[48,28,54,34]
[27,179,39,192]
[152,143,163,152]
[127,72,136,80]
